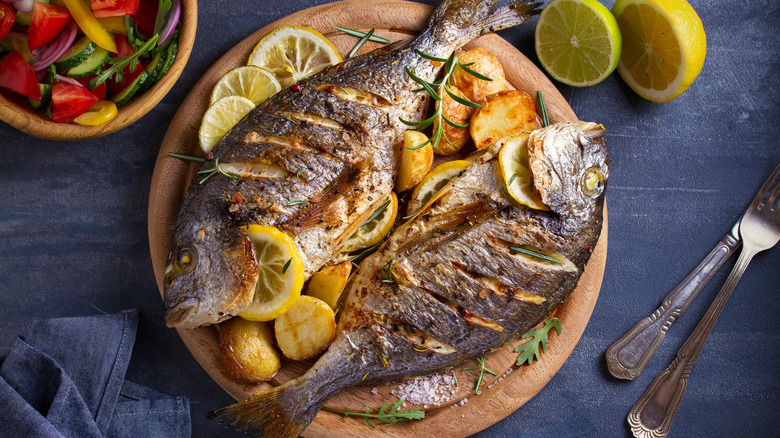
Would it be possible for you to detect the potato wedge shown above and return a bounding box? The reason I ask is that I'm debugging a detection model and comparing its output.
[306,261,352,310]
[219,317,280,382]
[470,90,536,150]
[451,47,507,104]
[275,296,336,360]
[431,87,474,156]
[396,131,434,191]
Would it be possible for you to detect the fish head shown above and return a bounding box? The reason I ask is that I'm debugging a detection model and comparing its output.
[528,122,609,224]
[163,210,259,328]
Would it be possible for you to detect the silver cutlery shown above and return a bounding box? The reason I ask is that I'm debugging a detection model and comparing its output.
[626,162,780,438]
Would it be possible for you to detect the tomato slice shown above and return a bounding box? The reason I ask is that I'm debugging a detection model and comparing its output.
[0,1,15,42]
[75,75,107,100]
[114,33,134,58]
[51,81,98,123]
[92,0,139,18]
[131,0,157,36]
[28,3,72,51]
[0,50,42,101]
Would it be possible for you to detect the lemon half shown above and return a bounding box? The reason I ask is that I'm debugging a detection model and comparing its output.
[238,225,305,322]
[199,96,256,153]
[248,25,342,88]
[612,0,706,102]
[498,134,549,210]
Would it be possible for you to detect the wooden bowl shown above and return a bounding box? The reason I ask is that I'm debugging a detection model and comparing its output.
[0,0,197,141]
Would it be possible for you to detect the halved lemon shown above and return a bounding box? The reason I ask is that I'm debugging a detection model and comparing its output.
[210,66,282,105]
[497,134,549,210]
[612,0,706,102]
[238,225,305,322]
[407,160,471,216]
[247,25,342,88]
[535,0,622,87]
[342,192,398,253]
[198,96,256,153]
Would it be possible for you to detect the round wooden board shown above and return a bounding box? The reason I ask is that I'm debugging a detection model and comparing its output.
[147,1,608,436]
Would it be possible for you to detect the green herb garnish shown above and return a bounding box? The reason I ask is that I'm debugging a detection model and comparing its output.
[348,241,384,265]
[400,50,489,150]
[287,200,310,206]
[509,246,562,264]
[362,199,391,226]
[382,259,395,283]
[197,158,240,184]
[322,399,425,429]
[515,317,561,366]
[335,26,391,44]
[538,90,550,127]
[348,28,375,58]
[463,355,498,394]
[508,172,518,185]
[88,35,159,89]
[282,257,292,274]
[168,152,204,163]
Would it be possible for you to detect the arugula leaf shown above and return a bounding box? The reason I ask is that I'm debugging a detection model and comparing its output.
[514,317,562,366]
[322,399,425,429]
[88,35,159,90]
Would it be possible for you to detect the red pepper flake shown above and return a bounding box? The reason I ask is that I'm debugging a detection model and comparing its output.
[588,247,594,253]
[292,84,301,92]
[258,186,265,192]
[233,193,245,204]
[205,152,214,161]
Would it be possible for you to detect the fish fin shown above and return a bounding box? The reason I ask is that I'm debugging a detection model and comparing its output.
[207,380,323,437]
[282,165,363,233]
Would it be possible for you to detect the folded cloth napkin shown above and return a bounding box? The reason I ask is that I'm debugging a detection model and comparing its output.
[0,310,191,438]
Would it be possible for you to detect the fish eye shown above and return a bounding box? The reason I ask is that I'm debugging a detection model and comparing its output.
[173,248,198,275]
[581,166,604,197]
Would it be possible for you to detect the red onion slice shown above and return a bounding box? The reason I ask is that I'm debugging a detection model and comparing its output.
[32,21,78,71]
[12,0,34,13]
[55,74,84,87]
[158,0,181,45]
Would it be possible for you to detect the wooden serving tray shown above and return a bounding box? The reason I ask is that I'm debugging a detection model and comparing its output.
[148,1,608,436]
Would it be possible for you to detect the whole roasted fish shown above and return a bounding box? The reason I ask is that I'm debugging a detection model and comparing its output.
[163,0,542,328]
[209,121,609,435]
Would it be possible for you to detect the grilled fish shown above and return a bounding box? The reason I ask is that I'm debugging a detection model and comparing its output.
[163,0,543,328]
[209,121,609,435]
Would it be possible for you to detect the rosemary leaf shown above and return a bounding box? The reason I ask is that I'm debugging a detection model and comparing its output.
[348,28,375,58]
[515,318,562,366]
[508,172,517,185]
[382,259,395,283]
[287,200,310,206]
[442,112,469,130]
[405,67,441,100]
[362,199,391,226]
[509,246,562,264]
[538,90,550,127]
[335,26,390,43]
[168,152,205,163]
[348,241,383,263]
[445,87,483,108]
[459,65,493,81]
[282,257,292,274]
[414,49,449,63]
[405,137,432,150]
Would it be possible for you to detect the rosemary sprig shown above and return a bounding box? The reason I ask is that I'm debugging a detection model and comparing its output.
[197,158,240,184]
[322,399,425,429]
[168,152,205,163]
[463,355,498,394]
[509,246,562,264]
[348,241,383,264]
[382,259,395,283]
[348,28,375,58]
[335,26,391,44]
[515,318,561,366]
[282,257,292,274]
[538,90,550,127]
[362,199,391,227]
[88,35,159,89]
[287,200,310,206]
[400,49,489,150]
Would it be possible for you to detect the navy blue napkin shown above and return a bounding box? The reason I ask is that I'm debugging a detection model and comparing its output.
[0,310,190,438]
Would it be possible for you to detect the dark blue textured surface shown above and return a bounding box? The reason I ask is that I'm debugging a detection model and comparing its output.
[1,0,778,437]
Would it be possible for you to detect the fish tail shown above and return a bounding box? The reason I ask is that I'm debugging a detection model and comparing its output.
[428,0,543,44]
[207,377,326,437]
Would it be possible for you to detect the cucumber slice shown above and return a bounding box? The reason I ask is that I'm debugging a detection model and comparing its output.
[54,36,96,71]
[159,38,178,78]
[27,83,52,110]
[137,50,165,93]
[111,71,148,107]
[67,47,110,78]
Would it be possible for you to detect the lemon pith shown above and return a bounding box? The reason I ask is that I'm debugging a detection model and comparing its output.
[199,96,256,153]
[210,66,282,105]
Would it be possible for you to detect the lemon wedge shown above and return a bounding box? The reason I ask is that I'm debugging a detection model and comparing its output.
[612,0,706,102]
[535,0,622,87]
[407,160,471,217]
[199,96,256,153]
[247,25,342,88]
[238,225,305,322]
[342,192,398,253]
[210,66,282,105]
[498,134,549,210]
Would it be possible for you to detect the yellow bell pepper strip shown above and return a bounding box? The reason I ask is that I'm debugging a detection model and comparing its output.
[61,0,118,53]
[96,16,127,35]
[74,100,118,126]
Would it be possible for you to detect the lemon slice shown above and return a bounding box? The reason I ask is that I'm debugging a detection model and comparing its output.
[407,160,471,216]
[342,192,398,253]
[535,0,622,87]
[199,96,256,153]
[498,134,549,210]
[210,66,282,105]
[247,25,342,88]
[612,0,706,102]
[238,225,305,322]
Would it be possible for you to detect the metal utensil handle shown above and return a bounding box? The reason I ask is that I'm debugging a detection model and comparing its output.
[606,225,741,380]
[627,247,756,438]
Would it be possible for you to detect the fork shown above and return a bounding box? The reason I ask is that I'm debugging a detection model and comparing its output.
[626,162,780,438]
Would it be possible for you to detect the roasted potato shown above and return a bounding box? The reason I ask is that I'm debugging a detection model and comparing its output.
[396,131,434,191]
[219,317,281,382]
[431,87,474,156]
[275,296,336,360]
[470,90,536,150]
[306,261,352,310]
[451,47,507,104]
